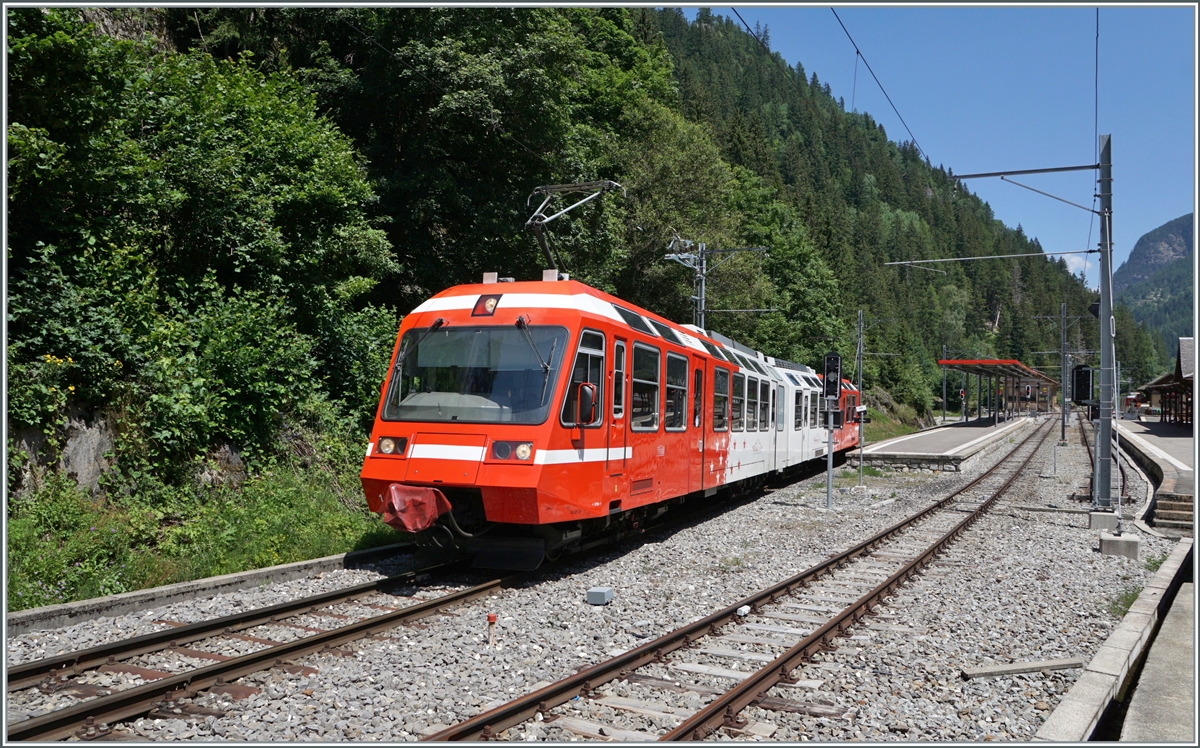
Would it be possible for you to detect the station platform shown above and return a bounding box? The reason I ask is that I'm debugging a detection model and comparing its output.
[1120,582,1194,742]
[848,414,1034,473]
[1118,420,1194,497]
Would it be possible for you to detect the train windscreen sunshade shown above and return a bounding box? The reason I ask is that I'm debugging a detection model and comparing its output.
[649,320,684,346]
[382,325,568,424]
[700,340,727,361]
[612,304,655,335]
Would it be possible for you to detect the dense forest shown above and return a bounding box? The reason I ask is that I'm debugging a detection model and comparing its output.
[5,7,1169,607]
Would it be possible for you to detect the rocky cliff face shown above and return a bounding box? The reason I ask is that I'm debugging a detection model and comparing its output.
[1113,213,1193,293]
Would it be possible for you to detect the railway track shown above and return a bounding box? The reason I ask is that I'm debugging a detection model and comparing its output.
[5,470,794,742]
[425,419,1055,741]
[1077,412,1128,500]
[5,559,519,742]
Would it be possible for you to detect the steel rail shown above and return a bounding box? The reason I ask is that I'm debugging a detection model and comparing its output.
[6,559,461,693]
[1078,414,1127,497]
[7,572,515,742]
[662,419,1055,740]
[424,420,1049,741]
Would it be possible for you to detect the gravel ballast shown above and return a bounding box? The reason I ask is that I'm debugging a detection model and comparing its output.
[6,417,1175,741]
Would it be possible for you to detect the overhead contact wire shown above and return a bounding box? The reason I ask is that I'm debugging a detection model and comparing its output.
[830,8,927,162]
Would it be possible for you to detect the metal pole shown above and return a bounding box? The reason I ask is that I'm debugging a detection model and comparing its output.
[1095,134,1114,509]
[698,244,707,331]
[1061,302,1068,442]
[857,310,865,488]
[942,344,947,424]
[1115,360,1123,533]
[826,403,835,509]
[992,376,997,426]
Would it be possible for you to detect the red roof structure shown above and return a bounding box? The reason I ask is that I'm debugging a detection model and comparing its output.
[937,359,1058,385]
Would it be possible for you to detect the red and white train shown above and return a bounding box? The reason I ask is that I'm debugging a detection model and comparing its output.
[360,274,860,567]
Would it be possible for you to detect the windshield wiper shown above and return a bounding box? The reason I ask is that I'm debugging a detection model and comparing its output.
[515,315,556,403]
[515,315,550,373]
[393,317,446,372]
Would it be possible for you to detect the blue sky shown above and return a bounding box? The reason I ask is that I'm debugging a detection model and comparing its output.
[684,6,1196,289]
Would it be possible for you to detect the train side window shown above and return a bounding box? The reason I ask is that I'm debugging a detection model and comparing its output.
[693,368,704,428]
[758,379,768,432]
[612,341,626,419]
[794,390,803,430]
[561,329,605,428]
[746,377,759,431]
[631,343,660,431]
[776,385,785,431]
[712,368,729,431]
[760,380,771,432]
[731,373,745,431]
[664,353,688,431]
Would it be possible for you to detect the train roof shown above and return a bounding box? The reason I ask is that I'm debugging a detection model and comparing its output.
[410,277,824,384]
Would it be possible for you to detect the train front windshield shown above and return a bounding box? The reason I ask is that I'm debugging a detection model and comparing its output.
[382,325,568,424]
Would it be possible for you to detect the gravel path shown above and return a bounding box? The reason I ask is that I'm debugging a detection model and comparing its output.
[6,417,1173,741]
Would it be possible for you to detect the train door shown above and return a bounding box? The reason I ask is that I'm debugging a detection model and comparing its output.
[801,389,811,458]
[775,383,785,469]
[606,339,627,474]
[691,359,705,491]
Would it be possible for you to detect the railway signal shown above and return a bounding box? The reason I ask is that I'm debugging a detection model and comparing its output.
[823,353,841,509]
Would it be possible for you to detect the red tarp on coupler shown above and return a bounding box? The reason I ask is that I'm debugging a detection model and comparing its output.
[382,484,452,533]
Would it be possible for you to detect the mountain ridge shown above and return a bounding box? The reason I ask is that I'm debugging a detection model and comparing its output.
[1114,212,1192,293]
[1114,212,1193,355]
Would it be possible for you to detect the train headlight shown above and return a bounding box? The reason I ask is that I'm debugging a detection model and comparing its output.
[489,441,534,461]
[376,437,407,455]
[473,294,502,316]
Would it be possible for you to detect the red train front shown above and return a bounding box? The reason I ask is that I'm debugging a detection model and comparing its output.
[361,275,858,567]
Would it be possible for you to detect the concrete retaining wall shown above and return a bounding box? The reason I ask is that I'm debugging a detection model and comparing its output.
[846,452,965,473]
[6,543,410,636]
[1034,536,1194,741]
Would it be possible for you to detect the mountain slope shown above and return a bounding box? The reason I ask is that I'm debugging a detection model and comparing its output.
[1115,213,1193,352]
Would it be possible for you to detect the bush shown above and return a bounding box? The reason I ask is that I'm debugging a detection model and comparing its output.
[6,453,407,612]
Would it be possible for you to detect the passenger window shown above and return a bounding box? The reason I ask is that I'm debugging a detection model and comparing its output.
[794,391,803,430]
[746,377,759,431]
[713,368,729,431]
[731,373,745,431]
[810,391,818,426]
[561,329,605,427]
[631,344,660,431]
[664,353,688,431]
[693,368,704,429]
[760,381,771,431]
[776,385,785,431]
[613,341,626,419]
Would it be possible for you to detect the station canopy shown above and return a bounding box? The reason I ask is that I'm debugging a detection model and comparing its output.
[936,359,1058,385]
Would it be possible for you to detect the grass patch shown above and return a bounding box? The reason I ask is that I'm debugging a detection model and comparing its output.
[1107,585,1142,618]
[863,407,918,443]
[6,464,406,612]
[1144,551,1169,573]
